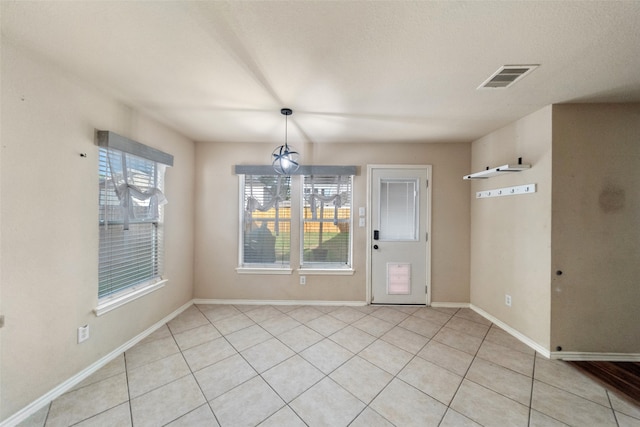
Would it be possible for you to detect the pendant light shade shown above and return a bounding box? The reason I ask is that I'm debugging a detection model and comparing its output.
[272,108,300,175]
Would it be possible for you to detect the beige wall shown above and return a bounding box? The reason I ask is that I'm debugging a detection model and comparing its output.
[469,106,553,350]
[551,104,640,353]
[194,141,471,304]
[0,40,195,420]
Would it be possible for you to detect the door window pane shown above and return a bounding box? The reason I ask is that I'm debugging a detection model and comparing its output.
[379,179,418,241]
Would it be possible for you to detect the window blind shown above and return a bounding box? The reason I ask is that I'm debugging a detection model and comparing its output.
[98,146,166,299]
[302,175,352,267]
[241,174,291,267]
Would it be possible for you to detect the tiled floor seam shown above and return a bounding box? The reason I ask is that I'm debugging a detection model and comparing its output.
[534,377,618,410]
[348,316,452,426]
[444,318,494,427]
[256,309,402,425]
[526,351,537,427]
[168,310,227,426]
[605,390,622,427]
[123,352,134,427]
[218,313,322,424]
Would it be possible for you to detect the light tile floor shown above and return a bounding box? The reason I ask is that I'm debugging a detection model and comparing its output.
[19,304,640,427]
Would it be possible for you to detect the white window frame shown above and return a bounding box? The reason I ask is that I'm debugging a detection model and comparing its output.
[95,131,173,315]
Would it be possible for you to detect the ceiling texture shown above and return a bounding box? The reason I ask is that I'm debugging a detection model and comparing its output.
[2,1,640,145]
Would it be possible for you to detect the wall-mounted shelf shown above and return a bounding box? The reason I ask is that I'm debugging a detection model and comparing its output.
[463,159,530,180]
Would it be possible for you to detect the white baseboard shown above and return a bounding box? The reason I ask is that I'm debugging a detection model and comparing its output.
[2,301,193,427]
[470,304,552,359]
[550,352,640,362]
[430,302,470,308]
[469,305,640,361]
[193,298,367,307]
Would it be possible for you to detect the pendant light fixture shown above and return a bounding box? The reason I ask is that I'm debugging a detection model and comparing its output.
[272,108,300,175]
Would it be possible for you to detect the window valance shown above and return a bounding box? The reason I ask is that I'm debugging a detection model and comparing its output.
[234,165,357,176]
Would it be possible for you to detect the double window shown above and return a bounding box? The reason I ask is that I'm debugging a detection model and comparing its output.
[97,131,173,310]
[239,171,353,271]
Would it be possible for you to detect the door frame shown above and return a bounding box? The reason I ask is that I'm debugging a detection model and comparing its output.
[366,165,432,305]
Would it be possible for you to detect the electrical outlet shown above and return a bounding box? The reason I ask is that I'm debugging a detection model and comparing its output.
[300,276,306,285]
[505,294,512,307]
[78,325,90,343]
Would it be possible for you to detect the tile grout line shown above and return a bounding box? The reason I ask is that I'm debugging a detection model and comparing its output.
[606,390,621,427]
[199,304,314,425]
[527,351,537,427]
[326,306,423,427]
[344,306,462,427]
[193,304,250,427]
[278,306,415,426]
[439,309,493,426]
[167,308,223,427]
[123,351,134,427]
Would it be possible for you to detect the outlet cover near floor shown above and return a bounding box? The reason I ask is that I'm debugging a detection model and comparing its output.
[78,325,90,343]
[505,294,512,307]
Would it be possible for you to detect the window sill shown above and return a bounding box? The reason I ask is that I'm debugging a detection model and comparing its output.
[95,278,167,316]
[296,268,355,276]
[236,267,293,275]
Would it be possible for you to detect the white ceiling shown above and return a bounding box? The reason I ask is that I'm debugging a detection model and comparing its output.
[2,1,640,145]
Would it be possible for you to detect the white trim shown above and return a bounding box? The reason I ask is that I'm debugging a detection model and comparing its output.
[2,301,193,427]
[366,165,432,305]
[295,268,355,276]
[550,352,640,362]
[193,299,367,307]
[445,304,640,362]
[235,267,293,275]
[430,302,470,308]
[470,304,552,359]
[94,279,168,316]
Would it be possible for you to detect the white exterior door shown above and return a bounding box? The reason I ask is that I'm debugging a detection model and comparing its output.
[369,166,431,305]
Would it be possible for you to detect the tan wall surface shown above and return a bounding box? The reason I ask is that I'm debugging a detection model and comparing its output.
[194,141,471,304]
[551,104,640,353]
[0,40,195,421]
[470,106,552,350]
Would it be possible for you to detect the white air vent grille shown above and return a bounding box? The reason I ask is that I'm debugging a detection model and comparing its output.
[478,65,539,89]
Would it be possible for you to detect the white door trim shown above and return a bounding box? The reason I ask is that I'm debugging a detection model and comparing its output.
[366,165,432,305]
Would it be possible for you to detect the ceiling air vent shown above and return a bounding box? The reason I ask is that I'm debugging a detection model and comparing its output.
[478,65,539,89]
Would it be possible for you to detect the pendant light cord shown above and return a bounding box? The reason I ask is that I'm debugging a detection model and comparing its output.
[284,113,289,149]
